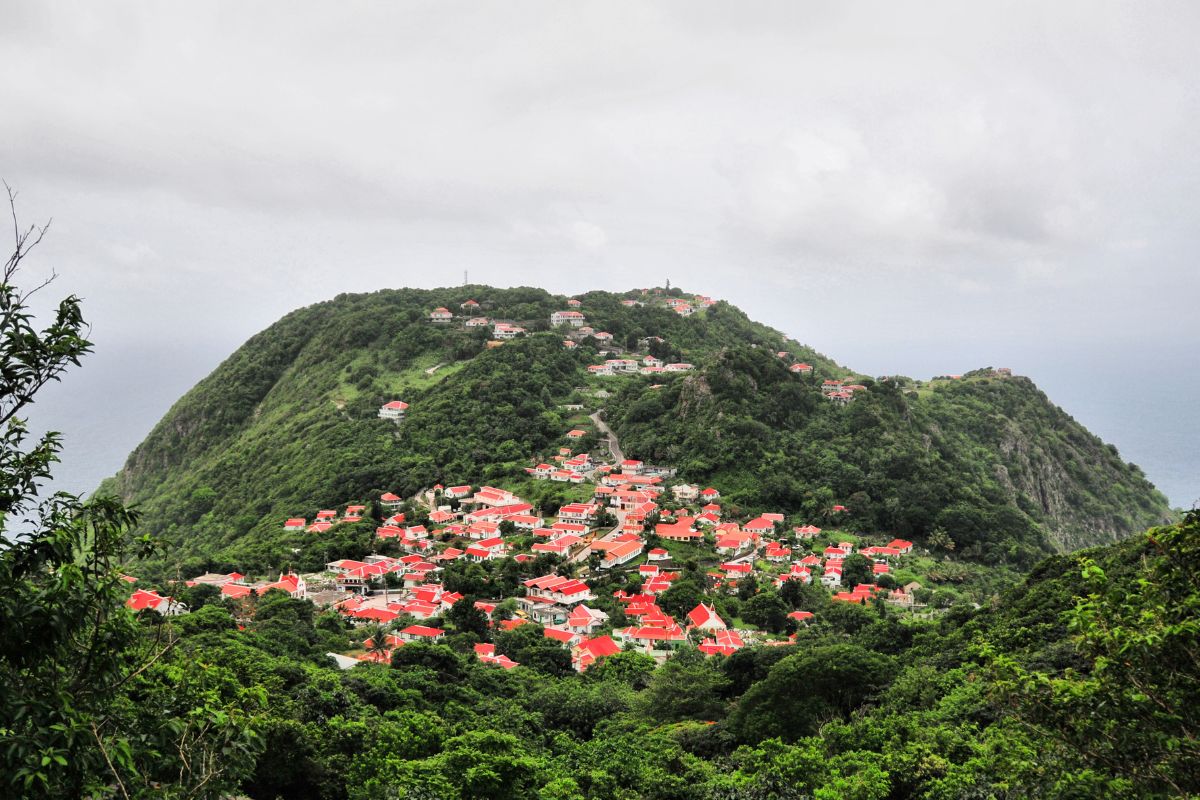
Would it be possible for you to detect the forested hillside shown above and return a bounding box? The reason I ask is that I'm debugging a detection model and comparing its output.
[605,355,1169,562]
[107,286,1169,574]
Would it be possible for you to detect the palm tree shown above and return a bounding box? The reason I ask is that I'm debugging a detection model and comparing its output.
[361,622,391,663]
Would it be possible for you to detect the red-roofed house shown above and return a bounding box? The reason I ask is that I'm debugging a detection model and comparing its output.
[221,583,253,599]
[474,643,519,670]
[398,625,446,642]
[686,602,727,632]
[656,520,700,541]
[782,566,812,585]
[594,538,644,569]
[543,627,582,646]
[466,537,507,562]
[698,629,745,656]
[378,400,409,420]
[565,604,608,635]
[558,502,600,524]
[715,530,756,555]
[551,310,586,327]
[126,589,185,616]
[765,542,792,562]
[742,517,775,536]
[722,562,752,577]
[257,573,306,599]
[572,635,622,672]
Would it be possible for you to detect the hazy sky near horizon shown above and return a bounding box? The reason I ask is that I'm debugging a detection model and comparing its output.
[1,2,1198,504]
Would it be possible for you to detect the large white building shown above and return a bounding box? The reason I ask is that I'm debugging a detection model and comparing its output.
[551,310,586,327]
[378,400,409,420]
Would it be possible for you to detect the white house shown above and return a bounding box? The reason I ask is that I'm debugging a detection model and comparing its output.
[551,310,586,327]
[378,401,409,420]
[558,502,599,524]
[672,484,700,502]
[493,323,526,339]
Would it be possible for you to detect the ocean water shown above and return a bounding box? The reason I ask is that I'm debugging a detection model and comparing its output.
[17,338,1200,512]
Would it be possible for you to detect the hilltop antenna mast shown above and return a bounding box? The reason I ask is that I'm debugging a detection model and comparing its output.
[463,270,468,286]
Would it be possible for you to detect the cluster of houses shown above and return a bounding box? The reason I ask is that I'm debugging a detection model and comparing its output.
[285,504,369,534]
[260,423,923,670]
[123,571,308,617]
[124,290,940,674]
[587,356,694,376]
[426,299,531,342]
[122,398,927,677]
[821,379,870,404]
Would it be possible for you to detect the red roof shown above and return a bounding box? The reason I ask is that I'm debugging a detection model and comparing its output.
[401,624,445,638]
[126,589,166,611]
[221,583,253,599]
[543,627,576,644]
[686,602,726,629]
[578,635,621,658]
[351,607,400,623]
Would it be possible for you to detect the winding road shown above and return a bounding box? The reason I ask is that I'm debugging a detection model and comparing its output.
[589,410,624,463]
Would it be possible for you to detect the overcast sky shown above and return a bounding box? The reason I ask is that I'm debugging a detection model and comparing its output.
[2,1,1198,504]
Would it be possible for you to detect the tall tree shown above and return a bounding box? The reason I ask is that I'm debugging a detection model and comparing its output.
[0,190,258,798]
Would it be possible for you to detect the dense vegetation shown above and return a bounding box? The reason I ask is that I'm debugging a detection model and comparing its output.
[606,352,1169,565]
[108,286,1168,578]
[14,511,1197,799]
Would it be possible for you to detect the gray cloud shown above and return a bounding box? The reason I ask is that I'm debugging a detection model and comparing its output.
[1,2,1198,503]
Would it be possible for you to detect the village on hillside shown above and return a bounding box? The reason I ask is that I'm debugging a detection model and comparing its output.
[125,290,1007,675]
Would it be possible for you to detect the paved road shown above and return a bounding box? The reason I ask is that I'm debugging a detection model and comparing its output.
[589,411,624,463]
[570,506,628,564]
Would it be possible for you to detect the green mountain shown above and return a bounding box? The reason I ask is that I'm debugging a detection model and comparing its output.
[105,286,1170,575]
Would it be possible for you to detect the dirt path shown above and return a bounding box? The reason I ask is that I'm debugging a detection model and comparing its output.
[424,362,445,376]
